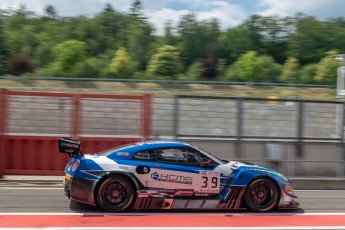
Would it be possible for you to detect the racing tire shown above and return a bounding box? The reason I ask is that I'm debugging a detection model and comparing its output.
[97,176,135,212]
[244,178,279,212]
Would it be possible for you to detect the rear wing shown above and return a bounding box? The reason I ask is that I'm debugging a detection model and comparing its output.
[58,138,81,155]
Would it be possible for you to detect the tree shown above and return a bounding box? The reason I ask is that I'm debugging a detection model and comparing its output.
[45,5,57,19]
[177,15,220,67]
[163,20,176,46]
[200,48,219,79]
[104,3,114,12]
[53,40,86,72]
[260,55,282,82]
[288,16,335,65]
[218,26,253,64]
[0,17,7,74]
[280,57,300,83]
[231,51,265,82]
[5,54,35,75]
[109,47,134,78]
[314,50,339,84]
[146,45,181,79]
[299,63,318,84]
[129,0,146,20]
[185,60,203,80]
[126,19,154,70]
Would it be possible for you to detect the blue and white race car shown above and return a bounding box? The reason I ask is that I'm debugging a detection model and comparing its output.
[60,138,298,212]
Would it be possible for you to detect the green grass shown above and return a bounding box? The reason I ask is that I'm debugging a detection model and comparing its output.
[0,78,338,100]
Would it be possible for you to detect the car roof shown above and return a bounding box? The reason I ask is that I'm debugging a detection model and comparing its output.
[106,141,191,159]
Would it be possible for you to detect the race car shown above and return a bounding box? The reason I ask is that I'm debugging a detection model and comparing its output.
[59,138,298,212]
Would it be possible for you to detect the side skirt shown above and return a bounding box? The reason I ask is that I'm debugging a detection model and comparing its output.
[132,186,246,210]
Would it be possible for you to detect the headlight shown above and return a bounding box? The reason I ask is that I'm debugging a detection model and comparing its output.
[282,184,297,198]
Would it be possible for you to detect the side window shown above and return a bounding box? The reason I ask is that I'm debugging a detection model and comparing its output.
[132,149,157,162]
[157,148,184,163]
[156,147,201,166]
[186,147,217,166]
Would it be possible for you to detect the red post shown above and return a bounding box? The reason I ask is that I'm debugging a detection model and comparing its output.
[141,94,152,141]
[71,94,80,139]
[0,89,8,178]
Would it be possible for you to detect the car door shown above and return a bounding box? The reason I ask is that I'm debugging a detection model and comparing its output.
[154,146,221,195]
[130,149,163,190]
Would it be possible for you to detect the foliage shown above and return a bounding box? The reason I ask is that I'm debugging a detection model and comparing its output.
[146,45,181,79]
[109,47,134,78]
[0,5,345,84]
[280,57,300,83]
[185,61,203,80]
[231,51,265,82]
[5,54,34,75]
[177,15,220,68]
[260,55,282,82]
[314,50,340,84]
[298,64,318,84]
[53,40,86,72]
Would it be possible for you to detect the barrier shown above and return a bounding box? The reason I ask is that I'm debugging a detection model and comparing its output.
[0,89,152,177]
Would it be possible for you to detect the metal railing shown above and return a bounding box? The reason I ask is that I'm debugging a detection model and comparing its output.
[173,95,344,142]
[0,76,336,88]
[0,89,152,176]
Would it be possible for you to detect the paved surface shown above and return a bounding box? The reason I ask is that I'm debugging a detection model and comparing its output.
[1,178,345,229]
[1,177,345,213]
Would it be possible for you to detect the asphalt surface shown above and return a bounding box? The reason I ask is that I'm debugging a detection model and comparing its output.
[0,179,345,213]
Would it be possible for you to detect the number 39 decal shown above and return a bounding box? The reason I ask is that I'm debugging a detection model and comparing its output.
[201,176,218,188]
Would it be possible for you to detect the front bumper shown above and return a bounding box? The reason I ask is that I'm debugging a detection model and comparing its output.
[278,188,299,209]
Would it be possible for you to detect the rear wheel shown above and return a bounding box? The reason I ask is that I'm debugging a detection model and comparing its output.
[97,176,135,212]
[244,178,279,212]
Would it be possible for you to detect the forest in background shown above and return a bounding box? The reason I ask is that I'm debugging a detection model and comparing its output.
[1,0,345,85]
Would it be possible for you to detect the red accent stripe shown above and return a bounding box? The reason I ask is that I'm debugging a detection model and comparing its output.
[1,214,345,228]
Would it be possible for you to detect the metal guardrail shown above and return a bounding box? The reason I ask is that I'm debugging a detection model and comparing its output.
[0,76,337,88]
[0,89,152,177]
[173,95,345,158]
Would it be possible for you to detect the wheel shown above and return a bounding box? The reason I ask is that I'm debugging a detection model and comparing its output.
[244,178,279,212]
[96,176,135,212]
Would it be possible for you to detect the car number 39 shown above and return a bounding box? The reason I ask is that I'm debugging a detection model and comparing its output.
[201,176,218,188]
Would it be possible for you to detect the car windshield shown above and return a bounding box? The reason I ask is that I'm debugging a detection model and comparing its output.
[96,144,134,156]
[190,144,224,165]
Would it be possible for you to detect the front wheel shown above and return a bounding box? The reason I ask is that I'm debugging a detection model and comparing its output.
[97,176,135,212]
[244,178,279,212]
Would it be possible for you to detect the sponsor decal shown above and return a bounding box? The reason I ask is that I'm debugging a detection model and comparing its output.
[64,143,79,148]
[71,160,80,171]
[116,152,130,157]
[195,193,210,197]
[151,172,160,180]
[151,172,193,185]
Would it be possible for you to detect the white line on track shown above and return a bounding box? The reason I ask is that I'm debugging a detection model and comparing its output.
[1,212,345,216]
[1,227,345,230]
[0,187,62,190]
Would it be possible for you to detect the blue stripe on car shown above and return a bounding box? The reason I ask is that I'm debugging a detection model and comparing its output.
[111,159,210,174]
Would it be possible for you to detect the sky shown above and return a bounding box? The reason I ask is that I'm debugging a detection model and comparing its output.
[1,0,345,34]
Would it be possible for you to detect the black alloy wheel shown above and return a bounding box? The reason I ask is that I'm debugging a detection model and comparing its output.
[97,176,135,212]
[244,178,279,212]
